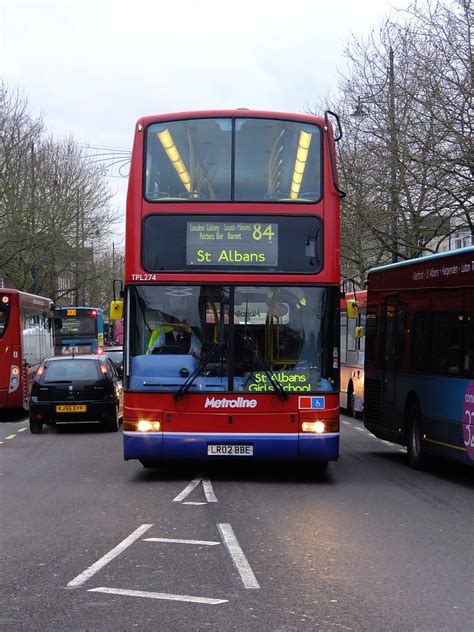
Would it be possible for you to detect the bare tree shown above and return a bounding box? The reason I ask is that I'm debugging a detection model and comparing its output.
[0,79,120,302]
[320,0,472,279]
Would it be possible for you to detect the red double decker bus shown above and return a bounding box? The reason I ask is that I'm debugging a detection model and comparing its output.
[117,109,343,470]
[0,289,54,411]
[340,290,366,418]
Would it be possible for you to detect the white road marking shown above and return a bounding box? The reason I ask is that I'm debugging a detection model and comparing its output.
[144,537,220,546]
[173,477,202,502]
[183,501,206,505]
[173,476,217,503]
[5,435,16,440]
[355,427,365,432]
[202,478,217,502]
[17,427,27,432]
[66,524,153,588]
[89,586,227,605]
[217,523,260,590]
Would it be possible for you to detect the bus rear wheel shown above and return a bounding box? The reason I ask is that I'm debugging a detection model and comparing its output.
[29,417,43,434]
[407,400,428,470]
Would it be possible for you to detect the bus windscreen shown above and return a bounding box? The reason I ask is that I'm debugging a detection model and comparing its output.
[56,310,97,338]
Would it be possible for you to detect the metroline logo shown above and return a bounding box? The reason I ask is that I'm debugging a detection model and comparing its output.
[204,397,258,409]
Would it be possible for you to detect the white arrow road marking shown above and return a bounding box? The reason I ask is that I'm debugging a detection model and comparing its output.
[67,524,153,588]
[144,537,220,546]
[89,587,227,605]
[173,476,217,503]
[217,523,260,589]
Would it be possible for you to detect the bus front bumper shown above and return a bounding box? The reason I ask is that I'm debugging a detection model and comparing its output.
[123,431,339,462]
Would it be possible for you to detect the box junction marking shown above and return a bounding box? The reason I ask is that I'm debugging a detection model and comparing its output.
[66,521,259,604]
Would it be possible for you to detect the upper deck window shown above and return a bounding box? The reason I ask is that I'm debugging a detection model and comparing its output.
[145,117,322,203]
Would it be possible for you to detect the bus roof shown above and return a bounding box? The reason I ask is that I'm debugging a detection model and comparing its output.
[367,246,474,292]
[136,109,327,128]
[0,288,53,304]
[367,246,473,275]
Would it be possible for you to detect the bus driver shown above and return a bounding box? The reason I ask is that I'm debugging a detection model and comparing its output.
[147,316,202,358]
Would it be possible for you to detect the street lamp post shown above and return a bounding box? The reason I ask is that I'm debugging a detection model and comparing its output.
[388,47,399,263]
[352,46,399,263]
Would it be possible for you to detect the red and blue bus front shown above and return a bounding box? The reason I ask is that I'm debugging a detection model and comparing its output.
[123,393,339,463]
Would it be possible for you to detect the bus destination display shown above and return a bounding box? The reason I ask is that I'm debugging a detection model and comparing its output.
[186,222,278,266]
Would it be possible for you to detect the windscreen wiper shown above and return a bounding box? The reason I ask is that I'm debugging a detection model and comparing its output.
[173,341,223,400]
[242,299,288,400]
[241,334,288,400]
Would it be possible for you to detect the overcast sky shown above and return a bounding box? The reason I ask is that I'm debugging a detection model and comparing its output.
[0,0,408,217]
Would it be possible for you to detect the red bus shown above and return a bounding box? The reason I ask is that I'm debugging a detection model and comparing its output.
[340,290,366,418]
[0,289,54,411]
[364,247,474,468]
[113,319,123,345]
[116,110,343,470]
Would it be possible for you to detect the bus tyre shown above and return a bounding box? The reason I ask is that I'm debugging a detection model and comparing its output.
[105,407,120,433]
[139,460,160,469]
[29,417,43,434]
[300,460,328,478]
[314,460,329,473]
[407,401,428,470]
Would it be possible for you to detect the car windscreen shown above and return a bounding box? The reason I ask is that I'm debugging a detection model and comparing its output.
[43,360,101,382]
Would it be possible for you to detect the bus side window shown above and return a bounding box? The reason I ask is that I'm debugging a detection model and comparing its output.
[411,312,430,372]
[365,311,377,366]
[465,309,474,376]
[347,317,357,352]
[431,311,463,376]
[359,313,366,352]
[340,312,347,364]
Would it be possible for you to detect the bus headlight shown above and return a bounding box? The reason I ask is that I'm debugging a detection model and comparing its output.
[137,420,161,432]
[301,420,325,433]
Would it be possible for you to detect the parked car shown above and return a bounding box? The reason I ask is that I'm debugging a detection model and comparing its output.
[29,355,123,434]
[104,345,123,376]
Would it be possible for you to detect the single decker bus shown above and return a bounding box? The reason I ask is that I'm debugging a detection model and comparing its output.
[54,306,105,355]
[0,289,54,411]
[340,289,366,418]
[114,109,343,470]
[364,247,474,469]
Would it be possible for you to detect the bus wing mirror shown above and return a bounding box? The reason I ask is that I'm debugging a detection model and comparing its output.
[346,299,359,319]
[110,300,124,321]
[54,317,62,330]
[113,278,124,301]
[355,326,364,338]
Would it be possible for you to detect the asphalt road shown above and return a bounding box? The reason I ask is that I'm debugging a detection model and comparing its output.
[0,413,472,632]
